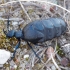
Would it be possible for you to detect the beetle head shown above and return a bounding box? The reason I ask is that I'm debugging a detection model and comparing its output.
[3,30,15,38]
[3,16,24,40]
[4,29,24,40]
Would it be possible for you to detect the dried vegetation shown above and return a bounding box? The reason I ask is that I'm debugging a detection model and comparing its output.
[0,0,70,70]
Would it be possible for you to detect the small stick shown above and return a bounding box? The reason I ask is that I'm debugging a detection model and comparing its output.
[0,17,23,21]
[51,54,61,70]
[17,0,31,21]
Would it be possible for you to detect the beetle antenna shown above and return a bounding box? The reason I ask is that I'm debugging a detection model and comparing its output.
[3,16,10,35]
[7,16,10,31]
[27,42,41,61]
[3,29,7,35]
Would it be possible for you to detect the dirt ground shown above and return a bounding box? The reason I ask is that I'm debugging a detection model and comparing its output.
[0,0,70,70]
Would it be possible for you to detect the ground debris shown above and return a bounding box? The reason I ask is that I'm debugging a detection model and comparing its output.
[0,0,70,70]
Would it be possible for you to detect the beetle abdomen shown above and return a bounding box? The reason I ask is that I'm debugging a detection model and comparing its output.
[23,18,67,43]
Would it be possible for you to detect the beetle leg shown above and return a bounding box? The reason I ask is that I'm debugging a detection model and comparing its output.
[27,42,41,61]
[11,41,20,59]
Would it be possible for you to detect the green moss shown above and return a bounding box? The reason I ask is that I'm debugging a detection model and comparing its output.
[56,45,65,57]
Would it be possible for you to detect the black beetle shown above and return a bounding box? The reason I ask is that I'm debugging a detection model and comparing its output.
[4,17,67,60]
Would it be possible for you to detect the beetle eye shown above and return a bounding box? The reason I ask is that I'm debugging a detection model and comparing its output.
[6,30,15,38]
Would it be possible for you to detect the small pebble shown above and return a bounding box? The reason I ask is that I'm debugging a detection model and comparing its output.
[51,65,56,70]
[60,57,69,66]
[14,59,19,65]
[24,54,29,59]
[46,47,55,58]
[14,64,17,69]
[12,22,18,26]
